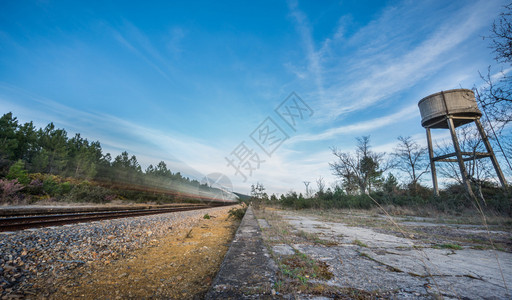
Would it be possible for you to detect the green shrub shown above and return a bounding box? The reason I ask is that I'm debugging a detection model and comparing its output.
[66,183,111,203]
[42,177,61,196]
[275,181,510,216]
[60,182,72,194]
[6,160,30,185]
[228,205,247,220]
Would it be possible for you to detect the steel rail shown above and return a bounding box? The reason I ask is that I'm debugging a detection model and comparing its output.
[0,204,226,232]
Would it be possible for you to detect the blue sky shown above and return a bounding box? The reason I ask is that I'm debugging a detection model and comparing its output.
[0,0,508,195]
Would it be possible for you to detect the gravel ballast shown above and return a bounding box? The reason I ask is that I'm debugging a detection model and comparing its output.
[0,206,233,298]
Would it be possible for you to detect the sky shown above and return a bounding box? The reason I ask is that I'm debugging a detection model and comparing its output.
[0,0,509,195]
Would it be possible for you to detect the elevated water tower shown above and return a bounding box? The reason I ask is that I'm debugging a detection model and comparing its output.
[418,88,507,197]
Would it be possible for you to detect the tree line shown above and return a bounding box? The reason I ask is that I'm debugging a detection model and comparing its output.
[261,125,509,214]
[253,134,509,214]
[0,112,212,203]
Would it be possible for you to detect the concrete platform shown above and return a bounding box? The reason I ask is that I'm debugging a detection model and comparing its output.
[205,206,277,299]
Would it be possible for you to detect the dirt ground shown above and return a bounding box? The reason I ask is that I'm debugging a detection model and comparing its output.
[48,208,240,299]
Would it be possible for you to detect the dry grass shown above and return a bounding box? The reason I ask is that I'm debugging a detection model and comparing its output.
[50,209,240,299]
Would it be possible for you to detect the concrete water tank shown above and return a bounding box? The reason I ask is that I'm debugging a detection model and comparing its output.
[418,89,481,129]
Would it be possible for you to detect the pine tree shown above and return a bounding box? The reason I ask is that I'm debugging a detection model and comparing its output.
[0,112,19,161]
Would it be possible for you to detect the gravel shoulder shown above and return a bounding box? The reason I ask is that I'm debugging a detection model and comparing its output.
[0,205,240,299]
[255,207,512,299]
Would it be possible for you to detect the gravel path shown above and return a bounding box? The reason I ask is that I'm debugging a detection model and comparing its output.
[0,206,232,298]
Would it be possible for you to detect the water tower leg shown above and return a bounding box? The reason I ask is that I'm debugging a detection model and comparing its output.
[426,128,439,196]
[447,117,477,200]
[474,118,507,188]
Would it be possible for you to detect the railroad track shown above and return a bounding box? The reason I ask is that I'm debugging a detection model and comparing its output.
[0,204,226,232]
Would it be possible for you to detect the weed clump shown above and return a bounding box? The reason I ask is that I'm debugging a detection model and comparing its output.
[433,243,463,250]
[279,250,333,284]
[353,239,368,248]
[228,205,247,220]
[297,230,338,246]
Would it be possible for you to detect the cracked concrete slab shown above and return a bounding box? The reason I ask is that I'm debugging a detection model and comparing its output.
[269,211,512,299]
[286,215,416,248]
[258,218,271,229]
[272,244,295,256]
[361,248,512,279]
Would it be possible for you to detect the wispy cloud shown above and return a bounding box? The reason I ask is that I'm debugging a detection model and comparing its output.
[490,67,512,82]
[108,21,176,84]
[291,104,419,143]
[165,26,187,57]
[288,0,501,123]
[287,0,325,100]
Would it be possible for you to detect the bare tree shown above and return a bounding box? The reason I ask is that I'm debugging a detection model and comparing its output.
[435,125,496,186]
[330,136,388,194]
[392,136,429,191]
[475,3,512,169]
[250,182,268,208]
[477,69,512,127]
[490,3,512,65]
[316,176,325,196]
[330,155,359,195]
